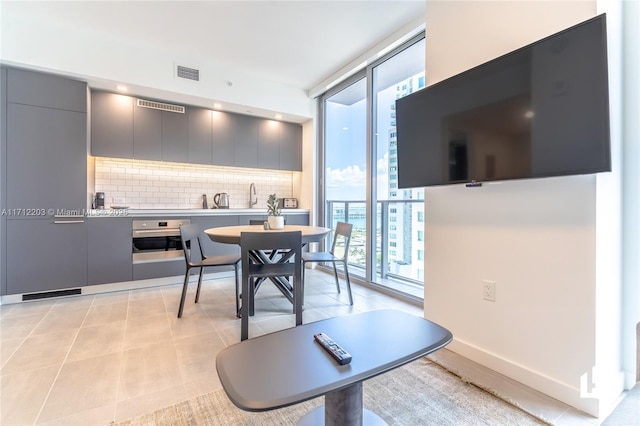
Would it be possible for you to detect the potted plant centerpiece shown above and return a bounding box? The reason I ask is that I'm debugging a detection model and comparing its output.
[267,194,285,229]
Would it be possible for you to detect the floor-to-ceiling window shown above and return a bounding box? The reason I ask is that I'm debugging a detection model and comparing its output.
[371,36,425,291]
[320,33,425,298]
[322,75,367,272]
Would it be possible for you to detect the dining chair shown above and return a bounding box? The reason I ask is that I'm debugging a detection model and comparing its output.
[249,218,288,262]
[302,221,354,305]
[177,224,241,318]
[240,231,302,341]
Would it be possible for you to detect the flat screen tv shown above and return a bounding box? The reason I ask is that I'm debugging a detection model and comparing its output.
[395,14,610,189]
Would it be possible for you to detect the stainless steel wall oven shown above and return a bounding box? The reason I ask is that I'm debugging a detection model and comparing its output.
[132,219,190,263]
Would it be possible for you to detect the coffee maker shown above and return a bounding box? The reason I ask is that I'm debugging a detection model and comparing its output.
[94,192,105,210]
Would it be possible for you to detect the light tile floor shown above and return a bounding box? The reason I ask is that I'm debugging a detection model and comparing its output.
[0,269,603,425]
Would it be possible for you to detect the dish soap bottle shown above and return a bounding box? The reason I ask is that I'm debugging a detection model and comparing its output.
[202,194,208,209]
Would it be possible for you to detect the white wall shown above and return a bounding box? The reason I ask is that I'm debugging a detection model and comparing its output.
[424,0,624,417]
[0,2,318,212]
[0,2,314,121]
[621,0,640,387]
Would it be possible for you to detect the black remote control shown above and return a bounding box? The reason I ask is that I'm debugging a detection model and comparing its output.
[314,333,352,365]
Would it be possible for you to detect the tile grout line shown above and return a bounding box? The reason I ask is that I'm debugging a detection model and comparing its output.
[112,289,132,423]
[161,284,191,401]
[33,295,95,425]
[0,301,58,372]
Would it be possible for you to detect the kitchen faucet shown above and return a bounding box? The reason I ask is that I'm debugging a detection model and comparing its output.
[249,183,257,208]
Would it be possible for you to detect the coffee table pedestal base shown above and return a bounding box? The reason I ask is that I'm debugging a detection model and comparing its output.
[297,382,387,426]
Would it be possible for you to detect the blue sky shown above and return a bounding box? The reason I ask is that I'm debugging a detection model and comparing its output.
[324,84,398,201]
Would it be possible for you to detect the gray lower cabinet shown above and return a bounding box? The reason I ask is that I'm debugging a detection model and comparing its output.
[133,261,185,281]
[91,91,134,158]
[238,214,308,226]
[238,215,267,225]
[6,218,88,295]
[191,215,239,257]
[283,213,309,225]
[88,218,133,285]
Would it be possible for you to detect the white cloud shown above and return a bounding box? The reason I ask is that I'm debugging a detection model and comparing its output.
[325,165,366,200]
[325,153,393,200]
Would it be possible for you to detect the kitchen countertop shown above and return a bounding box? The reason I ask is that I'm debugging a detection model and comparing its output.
[86,208,309,218]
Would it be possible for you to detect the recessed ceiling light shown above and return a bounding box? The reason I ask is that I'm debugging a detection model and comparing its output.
[275,114,283,120]
[213,103,222,109]
[116,85,128,92]
[524,110,534,119]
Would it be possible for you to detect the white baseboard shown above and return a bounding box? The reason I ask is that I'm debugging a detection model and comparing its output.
[447,338,603,417]
[0,271,234,305]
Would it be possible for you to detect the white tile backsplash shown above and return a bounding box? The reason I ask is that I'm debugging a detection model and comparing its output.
[93,157,294,209]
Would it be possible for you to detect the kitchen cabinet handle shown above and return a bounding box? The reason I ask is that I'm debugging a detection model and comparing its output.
[54,220,85,224]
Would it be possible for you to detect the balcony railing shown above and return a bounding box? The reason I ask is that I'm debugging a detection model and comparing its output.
[325,199,425,291]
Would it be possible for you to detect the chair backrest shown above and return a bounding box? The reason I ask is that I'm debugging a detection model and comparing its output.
[240,231,302,259]
[180,224,205,266]
[330,222,353,261]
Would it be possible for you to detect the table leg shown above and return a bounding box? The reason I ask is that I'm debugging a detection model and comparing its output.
[326,382,363,425]
[297,382,386,426]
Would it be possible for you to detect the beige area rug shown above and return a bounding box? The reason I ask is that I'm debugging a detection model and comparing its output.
[115,358,550,426]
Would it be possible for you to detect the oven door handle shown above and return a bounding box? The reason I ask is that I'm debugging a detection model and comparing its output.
[133,229,180,235]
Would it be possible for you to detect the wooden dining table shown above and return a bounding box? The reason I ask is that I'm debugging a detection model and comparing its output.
[204,224,331,310]
[205,224,331,245]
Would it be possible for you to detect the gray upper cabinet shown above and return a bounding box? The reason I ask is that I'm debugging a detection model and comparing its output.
[281,123,303,171]
[91,91,134,158]
[188,106,212,164]
[7,103,87,213]
[161,109,189,162]
[89,90,302,171]
[212,111,235,166]
[7,68,86,113]
[233,114,258,168]
[258,120,280,170]
[6,70,87,215]
[133,103,162,160]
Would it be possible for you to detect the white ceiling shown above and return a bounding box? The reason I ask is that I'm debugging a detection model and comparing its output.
[3,0,425,93]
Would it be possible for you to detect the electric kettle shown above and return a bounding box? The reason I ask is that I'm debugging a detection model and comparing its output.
[213,193,229,209]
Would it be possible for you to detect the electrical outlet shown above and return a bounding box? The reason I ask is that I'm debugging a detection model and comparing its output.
[482,280,496,302]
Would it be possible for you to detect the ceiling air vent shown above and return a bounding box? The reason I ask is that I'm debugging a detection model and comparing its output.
[176,65,200,82]
[136,99,185,114]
